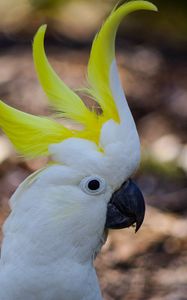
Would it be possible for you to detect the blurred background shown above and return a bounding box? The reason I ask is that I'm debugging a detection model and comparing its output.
[0,0,187,299]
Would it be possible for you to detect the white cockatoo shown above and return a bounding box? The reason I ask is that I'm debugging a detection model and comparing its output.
[0,1,157,299]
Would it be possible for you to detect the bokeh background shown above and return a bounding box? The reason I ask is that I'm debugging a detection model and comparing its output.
[0,0,187,299]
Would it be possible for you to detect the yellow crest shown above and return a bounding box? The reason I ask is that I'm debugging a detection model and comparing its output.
[0,1,157,158]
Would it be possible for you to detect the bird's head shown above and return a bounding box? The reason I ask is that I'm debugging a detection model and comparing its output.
[0,1,157,258]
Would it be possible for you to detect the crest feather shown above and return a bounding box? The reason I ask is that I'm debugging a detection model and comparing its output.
[87,0,157,122]
[33,25,97,128]
[0,1,157,158]
[0,101,73,158]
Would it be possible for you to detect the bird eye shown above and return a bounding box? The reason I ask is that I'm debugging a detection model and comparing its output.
[80,175,106,195]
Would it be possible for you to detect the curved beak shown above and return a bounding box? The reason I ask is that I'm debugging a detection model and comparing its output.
[105,179,145,232]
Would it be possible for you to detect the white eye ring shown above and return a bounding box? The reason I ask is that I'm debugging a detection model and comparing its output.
[80,175,106,195]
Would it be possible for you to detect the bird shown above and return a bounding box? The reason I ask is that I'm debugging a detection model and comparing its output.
[0,1,157,299]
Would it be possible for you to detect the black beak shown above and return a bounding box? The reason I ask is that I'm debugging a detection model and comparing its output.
[105,179,145,232]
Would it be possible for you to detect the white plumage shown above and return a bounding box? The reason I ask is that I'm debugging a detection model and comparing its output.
[0,1,157,299]
[0,117,139,299]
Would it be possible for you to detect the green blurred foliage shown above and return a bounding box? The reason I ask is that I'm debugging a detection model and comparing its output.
[0,0,186,48]
[113,0,187,49]
[144,0,187,46]
[29,0,67,10]
[141,152,185,180]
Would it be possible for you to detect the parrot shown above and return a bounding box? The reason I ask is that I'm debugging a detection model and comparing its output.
[0,1,157,300]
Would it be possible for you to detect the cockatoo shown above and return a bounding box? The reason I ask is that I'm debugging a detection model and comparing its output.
[0,1,157,299]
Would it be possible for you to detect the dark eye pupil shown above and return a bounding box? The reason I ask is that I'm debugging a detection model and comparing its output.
[88,179,100,190]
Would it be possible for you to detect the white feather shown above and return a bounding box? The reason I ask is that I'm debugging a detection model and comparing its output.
[0,164,111,300]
